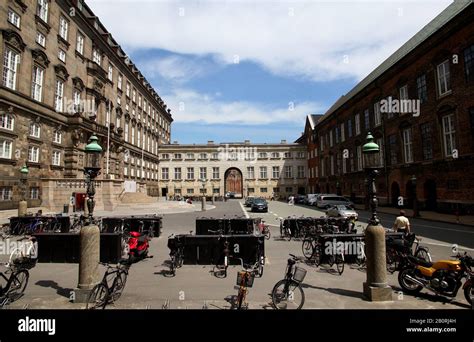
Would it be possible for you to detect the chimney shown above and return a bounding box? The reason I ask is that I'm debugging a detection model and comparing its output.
[173,141,178,145]
[281,139,287,144]
[207,140,214,145]
[244,140,250,145]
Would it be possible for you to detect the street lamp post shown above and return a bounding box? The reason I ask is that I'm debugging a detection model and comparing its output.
[201,178,207,211]
[75,134,103,303]
[362,133,392,301]
[411,175,420,218]
[18,165,29,217]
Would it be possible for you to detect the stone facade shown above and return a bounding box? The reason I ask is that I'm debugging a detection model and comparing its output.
[305,2,474,214]
[0,0,172,210]
[157,141,307,200]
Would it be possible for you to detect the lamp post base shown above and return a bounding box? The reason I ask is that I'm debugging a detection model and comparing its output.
[201,197,206,211]
[74,224,100,303]
[18,200,27,217]
[363,282,392,302]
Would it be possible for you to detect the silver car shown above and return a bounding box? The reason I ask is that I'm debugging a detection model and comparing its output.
[326,205,358,220]
[316,195,354,209]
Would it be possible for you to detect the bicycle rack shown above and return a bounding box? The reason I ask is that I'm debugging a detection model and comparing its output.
[162,299,170,309]
[202,301,208,309]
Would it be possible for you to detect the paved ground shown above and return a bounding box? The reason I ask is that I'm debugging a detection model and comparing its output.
[1,200,473,310]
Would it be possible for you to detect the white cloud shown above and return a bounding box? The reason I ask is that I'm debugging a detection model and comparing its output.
[88,0,451,82]
[163,88,323,125]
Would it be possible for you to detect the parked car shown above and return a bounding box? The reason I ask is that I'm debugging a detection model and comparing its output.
[294,195,307,204]
[251,198,268,212]
[244,196,256,207]
[326,205,358,220]
[316,195,354,209]
[306,194,320,206]
[225,192,236,199]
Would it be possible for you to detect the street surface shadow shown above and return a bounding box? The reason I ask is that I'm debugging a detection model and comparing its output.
[302,283,366,300]
[391,285,470,308]
[35,280,72,299]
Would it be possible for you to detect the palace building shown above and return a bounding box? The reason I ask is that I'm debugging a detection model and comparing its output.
[304,1,474,214]
[0,0,172,211]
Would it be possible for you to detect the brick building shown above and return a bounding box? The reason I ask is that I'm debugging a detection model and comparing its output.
[304,114,323,195]
[306,1,474,214]
[0,0,172,210]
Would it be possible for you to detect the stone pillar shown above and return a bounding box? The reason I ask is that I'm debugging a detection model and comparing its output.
[18,200,27,217]
[74,224,100,302]
[212,196,215,205]
[201,196,206,211]
[363,224,392,301]
[84,196,89,216]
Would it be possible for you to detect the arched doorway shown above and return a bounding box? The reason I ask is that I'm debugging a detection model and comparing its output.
[405,181,414,209]
[424,180,437,211]
[391,182,400,207]
[224,168,243,198]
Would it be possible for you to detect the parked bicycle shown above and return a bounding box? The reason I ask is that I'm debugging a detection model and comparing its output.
[166,234,184,277]
[0,262,30,308]
[386,233,431,274]
[257,220,271,240]
[210,229,231,278]
[86,260,131,309]
[271,254,307,309]
[232,258,258,310]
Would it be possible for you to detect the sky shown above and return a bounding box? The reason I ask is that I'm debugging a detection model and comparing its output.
[88,0,452,144]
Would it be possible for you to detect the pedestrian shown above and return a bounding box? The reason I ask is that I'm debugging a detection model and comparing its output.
[392,210,411,234]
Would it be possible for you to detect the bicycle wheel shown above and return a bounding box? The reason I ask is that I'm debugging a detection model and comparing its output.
[176,250,184,268]
[336,253,345,275]
[6,269,29,301]
[271,279,305,310]
[236,288,247,310]
[264,228,271,240]
[284,228,292,241]
[86,283,108,309]
[110,271,128,302]
[302,238,315,260]
[386,249,397,274]
[213,264,227,278]
[326,254,335,267]
[415,247,431,263]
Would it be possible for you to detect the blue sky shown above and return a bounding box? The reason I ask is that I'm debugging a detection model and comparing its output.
[88,0,452,144]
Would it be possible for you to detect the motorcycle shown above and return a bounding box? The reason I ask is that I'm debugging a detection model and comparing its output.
[128,231,151,262]
[398,252,473,305]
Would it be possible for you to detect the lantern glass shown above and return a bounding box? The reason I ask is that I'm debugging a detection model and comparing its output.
[363,152,381,170]
[86,152,101,169]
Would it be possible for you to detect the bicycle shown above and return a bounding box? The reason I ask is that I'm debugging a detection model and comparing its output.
[166,234,184,277]
[233,258,257,310]
[210,229,231,278]
[86,260,131,309]
[271,254,307,310]
[386,232,431,274]
[257,221,271,240]
[0,262,30,308]
[280,219,292,241]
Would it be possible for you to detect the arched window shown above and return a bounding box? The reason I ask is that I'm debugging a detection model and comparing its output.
[0,113,14,130]
[29,122,41,138]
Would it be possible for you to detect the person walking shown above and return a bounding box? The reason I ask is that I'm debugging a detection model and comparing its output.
[393,210,411,234]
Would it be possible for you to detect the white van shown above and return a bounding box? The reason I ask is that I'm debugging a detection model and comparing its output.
[307,194,320,206]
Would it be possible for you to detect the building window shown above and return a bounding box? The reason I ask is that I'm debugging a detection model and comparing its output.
[416,74,428,104]
[420,123,433,160]
[174,153,182,159]
[36,32,46,47]
[173,167,182,180]
[297,166,305,178]
[186,153,194,159]
[108,65,113,81]
[31,66,44,101]
[126,82,130,97]
[92,49,101,65]
[442,114,456,157]
[124,122,129,142]
[199,153,207,160]
[54,80,64,112]
[28,146,39,163]
[376,138,384,166]
[52,150,61,166]
[357,146,362,171]
[132,89,136,103]
[285,187,293,193]
[161,168,169,180]
[187,167,194,180]
[321,158,326,177]
[29,123,41,138]
[335,126,340,144]
[388,135,397,165]
[261,188,268,193]
[271,152,279,158]
[3,48,20,90]
[297,151,305,158]
[131,126,135,144]
[53,130,62,144]
[137,129,141,147]
[329,130,333,147]
[118,74,123,90]
[284,152,292,158]
[402,128,413,163]
[374,102,381,127]
[320,136,324,151]
[58,49,66,63]
[0,187,12,201]
[30,187,40,200]
[355,114,360,135]
[465,45,474,83]
[200,167,207,180]
[247,166,255,179]
[187,189,194,195]
[37,0,48,22]
[285,166,293,178]
[342,155,347,174]
[212,167,219,179]
[59,16,68,41]
[399,84,409,100]
[76,33,84,54]
[260,166,267,179]
[330,155,334,175]
[340,123,345,142]
[272,166,280,179]
[0,139,12,159]
[8,9,21,28]
[437,60,451,96]
[364,109,370,130]
[0,113,14,131]
[347,119,352,138]
[258,152,267,159]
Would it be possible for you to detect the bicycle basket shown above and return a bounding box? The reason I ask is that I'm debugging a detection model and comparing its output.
[292,267,307,283]
[236,271,255,288]
[11,257,37,270]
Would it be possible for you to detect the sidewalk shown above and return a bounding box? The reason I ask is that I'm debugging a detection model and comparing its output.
[354,205,474,227]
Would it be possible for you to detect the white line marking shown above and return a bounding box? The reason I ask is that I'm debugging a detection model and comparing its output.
[239,201,250,219]
[273,213,278,217]
[423,241,474,251]
[278,217,283,220]
[267,224,280,227]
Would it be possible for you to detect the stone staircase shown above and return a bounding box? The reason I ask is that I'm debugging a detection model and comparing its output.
[118,192,158,205]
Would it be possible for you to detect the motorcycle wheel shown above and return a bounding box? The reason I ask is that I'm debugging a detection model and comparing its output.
[398,268,423,294]
[463,283,473,305]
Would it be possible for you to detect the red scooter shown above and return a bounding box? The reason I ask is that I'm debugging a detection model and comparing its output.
[127,222,153,262]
